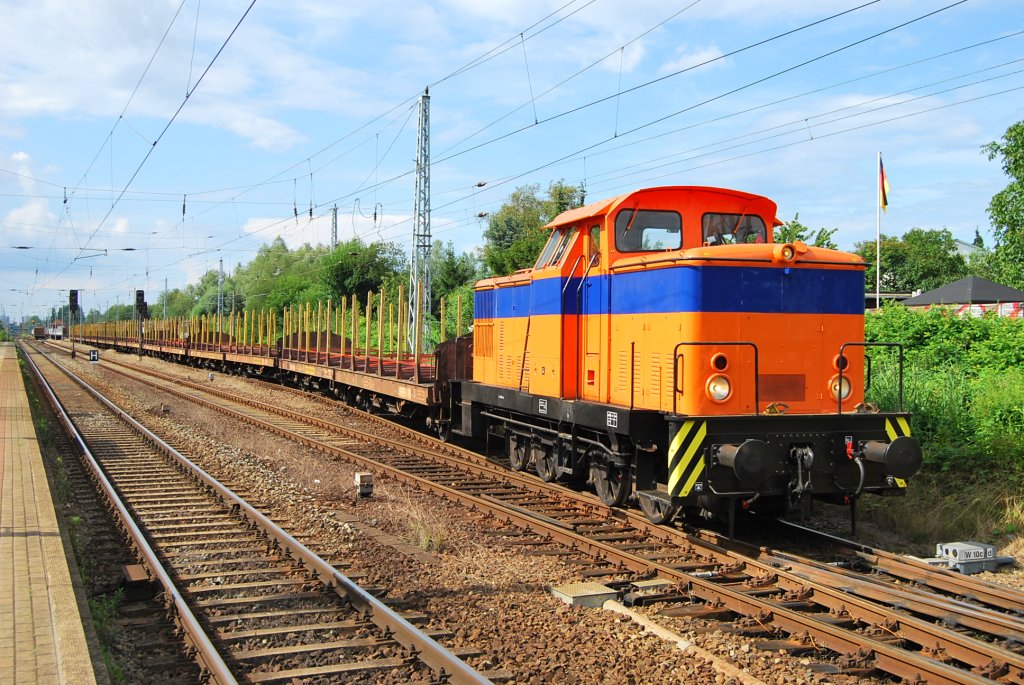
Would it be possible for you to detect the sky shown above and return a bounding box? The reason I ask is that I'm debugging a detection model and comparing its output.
[2,0,1023,322]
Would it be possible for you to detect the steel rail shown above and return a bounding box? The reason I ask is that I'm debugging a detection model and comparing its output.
[77,352,1019,684]
[27,342,491,685]
[772,520,1024,616]
[94,354,1024,627]
[763,554,1024,643]
[20,343,238,685]
[50,342,1024,682]
[685,524,1024,639]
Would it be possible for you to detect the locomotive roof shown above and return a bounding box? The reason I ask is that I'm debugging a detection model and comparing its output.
[542,185,777,230]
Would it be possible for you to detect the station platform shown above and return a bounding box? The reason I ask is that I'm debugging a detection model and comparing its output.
[0,342,102,685]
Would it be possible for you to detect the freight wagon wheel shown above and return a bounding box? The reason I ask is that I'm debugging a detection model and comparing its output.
[592,460,630,507]
[507,434,529,471]
[639,496,680,525]
[534,446,558,482]
[435,421,452,443]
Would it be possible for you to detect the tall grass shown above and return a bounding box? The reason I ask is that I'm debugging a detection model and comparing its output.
[867,362,1024,477]
[861,478,1019,545]
[378,484,451,552]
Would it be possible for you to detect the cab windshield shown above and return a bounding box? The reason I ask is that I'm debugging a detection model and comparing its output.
[534,226,578,268]
[702,213,767,245]
[614,209,682,252]
[534,230,560,268]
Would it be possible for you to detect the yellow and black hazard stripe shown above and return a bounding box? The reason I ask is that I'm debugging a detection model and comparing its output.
[884,416,911,489]
[667,420,707,499]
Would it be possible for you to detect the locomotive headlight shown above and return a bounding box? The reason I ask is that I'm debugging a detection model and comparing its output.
[828,374,852,400]
[773,243,797,262]
[706,374,732,402]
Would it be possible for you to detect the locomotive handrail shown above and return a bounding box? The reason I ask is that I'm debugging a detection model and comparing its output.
[573,252,598,298]
[573,253,600,400]
[672,341,760,415]
[837,341,904,414]
[561,254,585,297]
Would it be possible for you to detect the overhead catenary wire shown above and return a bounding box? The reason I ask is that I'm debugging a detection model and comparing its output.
[9,2,1014,308]
[166,0,603,231]
[142,77,1022,289]
[425,1,976,212]
[41,0,257,293]
[12,23,1011,211]
[0,0,882,236]
[433,0,886,164]
[583,59,1024,188]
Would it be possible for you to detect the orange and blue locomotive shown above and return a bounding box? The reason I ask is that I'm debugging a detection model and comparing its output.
[448,185,921,526]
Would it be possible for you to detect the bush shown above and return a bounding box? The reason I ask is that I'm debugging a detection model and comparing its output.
[865,308,1024,479]
[866,305,1024,371]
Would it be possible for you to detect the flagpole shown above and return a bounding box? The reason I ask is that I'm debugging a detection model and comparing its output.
[876,151,881,309]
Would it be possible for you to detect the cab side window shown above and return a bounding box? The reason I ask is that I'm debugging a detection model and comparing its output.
[614,209,682,252]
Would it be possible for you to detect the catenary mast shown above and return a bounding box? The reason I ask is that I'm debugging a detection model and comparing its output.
[408,88,431,352]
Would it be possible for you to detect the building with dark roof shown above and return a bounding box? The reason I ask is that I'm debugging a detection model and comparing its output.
[901,275,1024,317]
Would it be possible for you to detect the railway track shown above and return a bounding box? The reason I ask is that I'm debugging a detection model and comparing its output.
[46,342,1024,683]
[22,343,492,685]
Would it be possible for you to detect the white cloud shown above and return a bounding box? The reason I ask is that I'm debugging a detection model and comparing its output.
[659,45,725,75]
[3,198,58,238]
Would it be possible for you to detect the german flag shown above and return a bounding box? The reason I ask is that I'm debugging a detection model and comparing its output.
[879,156,890,212]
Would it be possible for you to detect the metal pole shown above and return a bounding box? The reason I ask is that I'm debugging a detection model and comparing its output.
[875,151,882,310]
[408,88,431,352]
[332,205,338,249]
[217,258,224,328]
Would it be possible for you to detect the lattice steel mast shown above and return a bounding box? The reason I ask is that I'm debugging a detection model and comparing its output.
[408,88,431,352]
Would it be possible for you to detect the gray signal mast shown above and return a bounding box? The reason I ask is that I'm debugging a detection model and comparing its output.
[408,88,431,352]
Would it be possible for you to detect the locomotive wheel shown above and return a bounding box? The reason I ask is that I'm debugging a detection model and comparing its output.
[508,435,529,471]
[592,461,630,507]
[639,496,680,525]
[534,445,558,482]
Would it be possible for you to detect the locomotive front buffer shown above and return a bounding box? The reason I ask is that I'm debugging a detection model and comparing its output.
[658,412,922,536]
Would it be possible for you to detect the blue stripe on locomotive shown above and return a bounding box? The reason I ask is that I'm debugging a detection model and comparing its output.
[475,266,864,317]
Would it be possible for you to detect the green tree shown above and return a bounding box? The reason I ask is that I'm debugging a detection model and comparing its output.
[854,228,967,293]
[155,289,197,318]
[186,270,229,316]
[774,213,838,248]
[233,237,294,310]
[265,274,326,312]
[319,238,405,304]
[102,304,134,322]
[482,180,584,276]
[980,120,1024,288]
[221,237,330,311]
[429,240,479,313]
